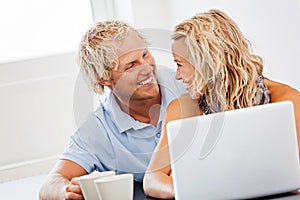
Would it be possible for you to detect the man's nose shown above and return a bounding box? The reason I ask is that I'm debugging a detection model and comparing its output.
[138,64,153,75]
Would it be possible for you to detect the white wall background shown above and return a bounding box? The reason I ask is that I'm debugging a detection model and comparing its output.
[0,53,78,166]
[0,0,92,174]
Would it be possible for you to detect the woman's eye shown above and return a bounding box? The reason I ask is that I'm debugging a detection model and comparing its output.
[177,63,182,67]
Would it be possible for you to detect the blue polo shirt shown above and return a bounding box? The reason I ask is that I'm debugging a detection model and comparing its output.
[61,66,186,181]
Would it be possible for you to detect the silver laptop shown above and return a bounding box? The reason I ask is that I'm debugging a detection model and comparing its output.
[167,101,300,199]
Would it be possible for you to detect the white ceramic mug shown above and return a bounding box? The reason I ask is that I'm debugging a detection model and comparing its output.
[94,173,134,200]
[77,171,115,200]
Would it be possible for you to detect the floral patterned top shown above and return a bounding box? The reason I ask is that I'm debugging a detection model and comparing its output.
[198,76,270,115]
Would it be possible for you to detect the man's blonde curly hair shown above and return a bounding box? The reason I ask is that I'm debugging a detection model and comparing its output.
[172,9,264,112]
[78,20,146,94]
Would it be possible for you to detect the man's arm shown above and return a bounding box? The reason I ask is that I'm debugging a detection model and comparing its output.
[39,159,87,200]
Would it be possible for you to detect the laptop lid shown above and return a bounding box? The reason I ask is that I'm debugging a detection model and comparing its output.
[167,101,300,199]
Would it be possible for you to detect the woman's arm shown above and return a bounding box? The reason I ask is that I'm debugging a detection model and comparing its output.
[143,99,180,199]
[143,132,174,199]
[143,94,200,199]
[265,79,300,152]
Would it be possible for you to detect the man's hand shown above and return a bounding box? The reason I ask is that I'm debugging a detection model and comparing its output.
[39,159,88,200]
[64,178,84,200]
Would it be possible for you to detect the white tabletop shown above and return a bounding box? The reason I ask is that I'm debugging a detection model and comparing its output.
[0,174,47,199]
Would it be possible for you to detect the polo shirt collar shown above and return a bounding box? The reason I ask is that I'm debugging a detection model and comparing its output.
[104,90,169,134]
[104,91,152,132]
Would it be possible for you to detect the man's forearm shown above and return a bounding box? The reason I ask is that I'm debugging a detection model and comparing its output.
[39,173,70,200]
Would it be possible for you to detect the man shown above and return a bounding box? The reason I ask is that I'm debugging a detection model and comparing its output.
[39,21,186,199]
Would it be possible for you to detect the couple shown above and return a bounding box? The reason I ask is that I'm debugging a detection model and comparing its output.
[39,9,300,199]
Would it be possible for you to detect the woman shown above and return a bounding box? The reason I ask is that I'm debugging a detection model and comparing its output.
[143,9,300,199]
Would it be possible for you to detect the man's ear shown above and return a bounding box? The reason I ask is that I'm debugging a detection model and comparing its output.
[98,79,113,89]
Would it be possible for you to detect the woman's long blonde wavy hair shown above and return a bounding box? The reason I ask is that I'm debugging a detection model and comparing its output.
[172,9,264,112]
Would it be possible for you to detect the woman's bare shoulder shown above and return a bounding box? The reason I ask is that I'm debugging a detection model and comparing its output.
[265,79,300,103]
[166,93,201,122]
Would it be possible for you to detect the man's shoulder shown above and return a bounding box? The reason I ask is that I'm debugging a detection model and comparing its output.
[76,101,109,131]
[75,108,114,141]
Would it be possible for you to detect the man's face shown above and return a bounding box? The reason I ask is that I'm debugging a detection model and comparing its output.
[108,30,160,102]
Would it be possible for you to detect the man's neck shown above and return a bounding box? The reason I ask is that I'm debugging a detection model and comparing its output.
[116,94,162,126]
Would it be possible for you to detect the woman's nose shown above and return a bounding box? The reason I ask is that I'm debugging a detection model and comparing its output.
[175,68,181,80]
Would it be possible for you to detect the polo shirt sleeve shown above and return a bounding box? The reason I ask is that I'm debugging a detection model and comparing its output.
[61,112,116,173]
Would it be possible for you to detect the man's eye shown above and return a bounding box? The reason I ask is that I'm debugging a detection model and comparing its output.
[125,64,134,71]
[143,50,148,57]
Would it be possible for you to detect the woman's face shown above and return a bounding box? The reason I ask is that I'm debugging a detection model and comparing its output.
[172,38,197,96]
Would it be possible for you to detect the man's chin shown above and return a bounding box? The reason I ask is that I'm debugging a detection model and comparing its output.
[132,89,160,100]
